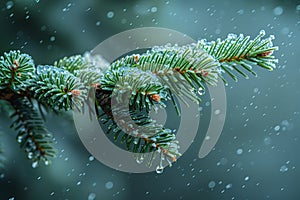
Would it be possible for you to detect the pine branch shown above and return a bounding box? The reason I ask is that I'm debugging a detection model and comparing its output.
[101,67,166,112]
[97,100,180,167]
[9,97,56,167]
[30,65,87,111]
[105,44,219,114]
[55,53,109,86]
[0,50,35,92]
[0,31,278,170]
[198,31,278,82]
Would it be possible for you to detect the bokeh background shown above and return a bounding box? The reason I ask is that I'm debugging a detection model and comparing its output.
[0,0,300,199]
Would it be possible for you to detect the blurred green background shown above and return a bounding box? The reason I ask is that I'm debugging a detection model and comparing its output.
[0,0,300,199]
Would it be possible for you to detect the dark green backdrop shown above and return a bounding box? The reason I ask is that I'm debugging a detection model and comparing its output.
[0,0,300,199]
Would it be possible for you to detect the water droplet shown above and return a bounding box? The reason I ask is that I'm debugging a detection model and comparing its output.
[198,87,205,95]
[274,125,280,131]
[280,165,288,172]
[236,148,243,155]
[32,161,38,168]
[44,160,50,165]
[107,11,114,18]
[226,183,232,189]
[151,6,158,13]
[88,193,96,200]
[156,165,164,174]
[50,36,56,42]
[214,109,221,115]
[259,30,266,36]
[208,181,216,189]
[105,181,114,189]
[237,9,244,15]
[273,6,283,16]
[17,136,23,143]
[6,1,14,10]
[89,156,94,161]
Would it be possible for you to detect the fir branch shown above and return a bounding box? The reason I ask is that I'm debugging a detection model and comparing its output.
[0,50,35,92]
[9,97,56,167]
[55,53,109,86]
[0,31,278,170]
[97,101,180,166]
[105,44,219,113]
[30,65,87,111]
[54,55,87,74]
[100,67,165,112]
[198,31,278,82]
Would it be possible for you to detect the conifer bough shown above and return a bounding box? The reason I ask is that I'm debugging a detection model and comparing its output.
[0,31,278,169]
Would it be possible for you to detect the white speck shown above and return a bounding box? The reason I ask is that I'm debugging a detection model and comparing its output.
[208,181,216,189]
[107,11,114,18]
[237,9,244,15]
[88,193,96,200]
[36,0,40,3]
[226,183,233,189]
[274,125,280,131]
[9,197,14,200]
[273,6,283,16]
[89,156,94,161]
[105,181,114,189]
[50,36,56,42]
[198,87,205,95]
[151,6,158,13]
[32,161,38,168]
[50,192,54,196]
[96,21,101,26]
[253,88,259,93]
[77,181,81,186]
[156,165,164,174]
[244,176,250,181]
[214,109,221,115]
[259,30,266,36]
[6,1,14,10]
[280,165,288,172]
[236,148,243,155]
